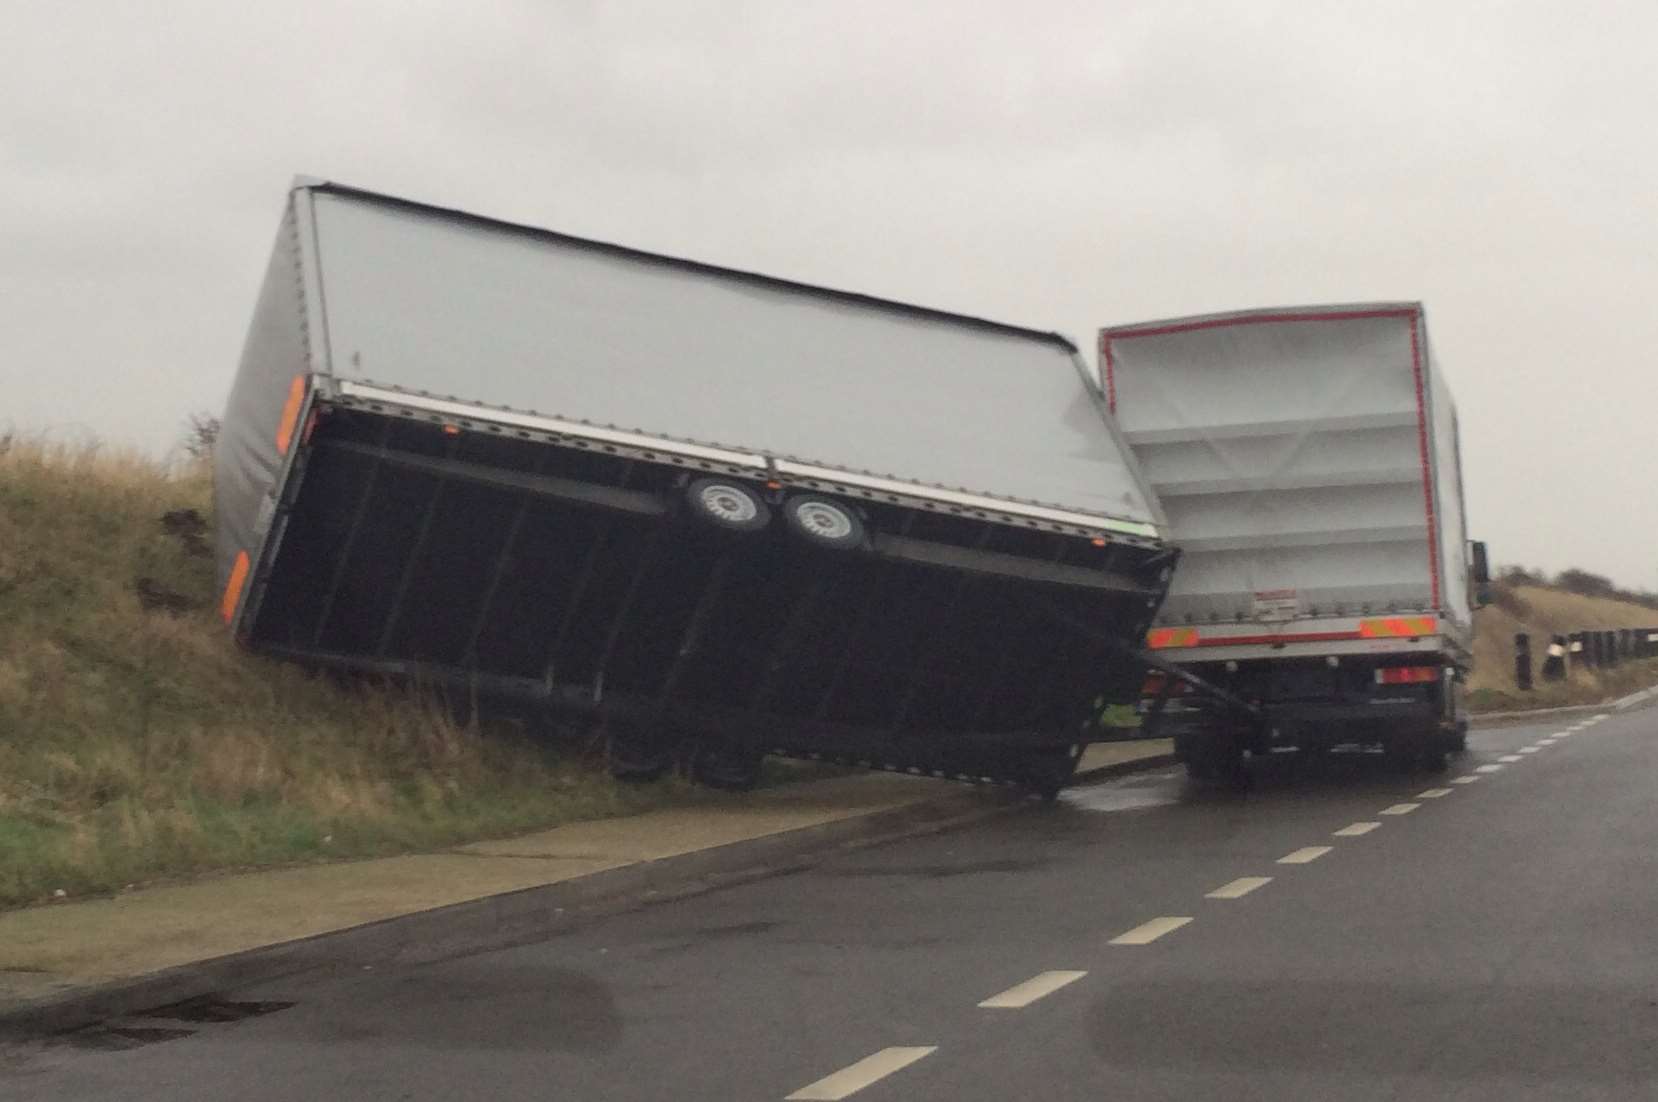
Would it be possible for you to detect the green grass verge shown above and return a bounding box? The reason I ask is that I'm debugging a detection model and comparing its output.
[0,439,756,910]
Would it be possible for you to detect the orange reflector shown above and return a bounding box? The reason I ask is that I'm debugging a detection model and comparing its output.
[274,375,305,455]
[1147,627,1200,649]
[221,550,251,624]
[1375,666,1440,685]
[1091,537,1107,547]
[766,480,782,490]
[442,424,461,436]
[1358,616,1437,639]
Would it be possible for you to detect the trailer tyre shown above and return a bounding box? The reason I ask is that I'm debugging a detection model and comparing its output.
[686,478,771,533]
[782,495,866,551]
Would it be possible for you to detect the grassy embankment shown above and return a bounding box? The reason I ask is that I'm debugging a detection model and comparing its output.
[0,440,726,910]
[1469,581,1658,711]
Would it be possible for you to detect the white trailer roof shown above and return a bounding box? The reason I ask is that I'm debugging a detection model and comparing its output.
[291,181,1159,534]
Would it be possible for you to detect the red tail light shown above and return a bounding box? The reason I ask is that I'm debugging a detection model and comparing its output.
[1141,673,1189,697]
[1375,666,1440,685]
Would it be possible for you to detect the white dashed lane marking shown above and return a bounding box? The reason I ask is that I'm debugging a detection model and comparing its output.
[1475,764,1504,773]
[1206,877,1272,899]
[1380,803,1420,816]
[1334,822,1381,837]
[1277,846,1333,865]
[1451,776,1481,785]
[1418,788,1453,798]
[1499,755,1523,763]
[786,1047,938,1100]
[1110,917,1193,945]
[1519,747,1540,754]
[978,971,1087,1009]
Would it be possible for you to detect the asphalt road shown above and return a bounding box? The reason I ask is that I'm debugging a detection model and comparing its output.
[5,709,1656,1100]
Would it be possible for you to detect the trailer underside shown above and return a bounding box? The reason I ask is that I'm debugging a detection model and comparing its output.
[240,404,1175,793]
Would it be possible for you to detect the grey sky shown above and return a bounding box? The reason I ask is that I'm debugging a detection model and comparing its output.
[5,1,1656,587]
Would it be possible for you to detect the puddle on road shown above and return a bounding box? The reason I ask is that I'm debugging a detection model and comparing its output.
[1059,769,1185,813]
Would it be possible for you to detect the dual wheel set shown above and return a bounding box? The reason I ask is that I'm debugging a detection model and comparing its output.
[1179,724,1464,786]
[682,476,868,550]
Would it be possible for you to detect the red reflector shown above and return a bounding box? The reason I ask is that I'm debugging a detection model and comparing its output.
[1375,666,1440,685]
[1140,674,1187,697]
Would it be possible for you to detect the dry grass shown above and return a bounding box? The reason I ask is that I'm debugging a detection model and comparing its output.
[0,439,703,909]
[1469,581,1658,710]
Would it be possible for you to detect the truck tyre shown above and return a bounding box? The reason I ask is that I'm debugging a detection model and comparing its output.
[1449,720,1469,753]
[1183,730,1244,786]
[782,495,866,550]
[687,741,765,791]
[607,724,675,782]
[686,478,770,533]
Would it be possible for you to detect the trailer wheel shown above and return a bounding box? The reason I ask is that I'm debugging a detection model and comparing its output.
[782,495,866,550]
[686,478,771,533]
[606,724,676,782]
[687,742,765,791]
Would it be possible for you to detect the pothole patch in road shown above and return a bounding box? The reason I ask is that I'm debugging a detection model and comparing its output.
[54,996,295,1054]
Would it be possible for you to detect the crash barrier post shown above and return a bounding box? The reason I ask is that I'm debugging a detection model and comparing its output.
[1542,634,1569,681]
[1569,632,1589,669]
[1603,630,1619,667]
[1513,633,1533,691]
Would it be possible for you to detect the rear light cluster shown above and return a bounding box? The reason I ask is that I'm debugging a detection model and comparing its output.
[1141,673,1190,698]
[1374,666,1440,685]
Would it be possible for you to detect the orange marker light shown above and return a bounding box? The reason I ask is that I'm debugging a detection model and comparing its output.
[1091,537,1107,547]
[221,550,251,624]
[442,424,461,436]
[274,375,306,455]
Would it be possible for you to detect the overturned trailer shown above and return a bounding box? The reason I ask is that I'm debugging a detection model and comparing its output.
[217,178,1175,794]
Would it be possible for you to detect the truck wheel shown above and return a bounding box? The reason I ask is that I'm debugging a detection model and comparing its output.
[1449,721,1469,753]
[1184,731,1244,787]
[688,742,765,791]
[782,495,866,550]
[686,478,770,533]
[607,724,675,782]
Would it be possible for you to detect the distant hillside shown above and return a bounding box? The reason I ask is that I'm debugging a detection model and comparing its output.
[1470,580,1658,710]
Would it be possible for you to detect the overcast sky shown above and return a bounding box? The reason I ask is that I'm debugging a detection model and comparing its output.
[5,1,1656,587]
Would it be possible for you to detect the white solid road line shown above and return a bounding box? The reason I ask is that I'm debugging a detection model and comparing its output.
[1379,803,1420,816]
[1475,764,1504,773]
[1206,876,1273,899]
[978,971,1088,1009]
[1334,822,1381,837]
[1418,788,1453,798]
[1110,916,1193,945]
[1278,846,1333,865]
[1499,755,1523,763]
[1451,776,1481,784]
[786,1047,938,1100]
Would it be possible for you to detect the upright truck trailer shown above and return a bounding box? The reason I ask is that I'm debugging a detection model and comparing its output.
[216,178,1177,796]
[1101,304,1489,778]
